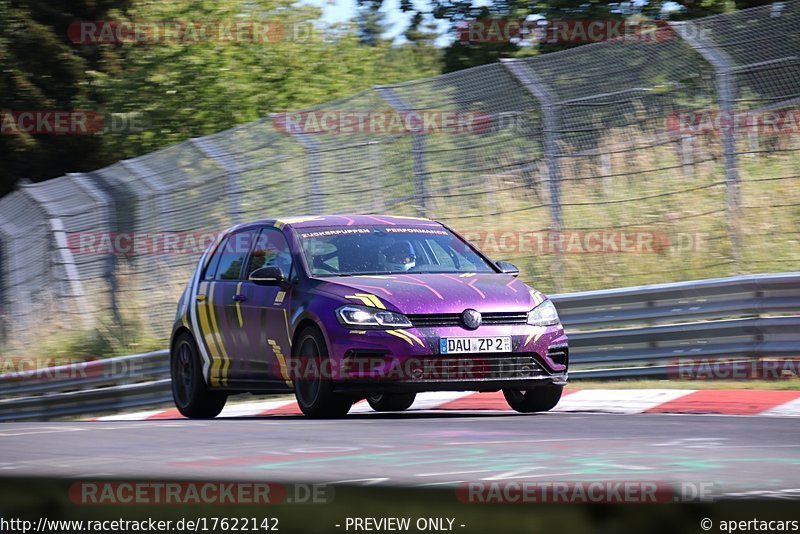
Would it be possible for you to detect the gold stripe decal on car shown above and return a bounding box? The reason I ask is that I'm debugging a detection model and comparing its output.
[274,291,286,306]
[235,282,244,328]
[397,329,425,347]
[525,326,546,346]
[283,309,292,348]
[386,330,415,346]
[197,285,222,387]
[268,339,292,386]
[530,290,545,307]
[345,293,386,309]
[207,283,230,387]
[273,216,324,229]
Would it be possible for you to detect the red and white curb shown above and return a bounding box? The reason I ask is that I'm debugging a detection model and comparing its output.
[92,388,800,421]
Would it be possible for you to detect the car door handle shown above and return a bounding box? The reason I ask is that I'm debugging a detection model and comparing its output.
[232,294,246,302]
[195,295,206,302]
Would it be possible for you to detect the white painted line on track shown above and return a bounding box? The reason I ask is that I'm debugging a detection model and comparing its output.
[409,391,475,410]
[552,389,696,414]
[328,478,389,485]
[94,409,167,421]
[416,480,465,487]
[0,426,86,436]
[219,399,295,417]
[445,437,642,446]
[762,397,800,418]
[417,469,494,477]
[481,470,582,481]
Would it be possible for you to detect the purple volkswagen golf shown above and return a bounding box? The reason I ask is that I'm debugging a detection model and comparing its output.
[170,214,568,418]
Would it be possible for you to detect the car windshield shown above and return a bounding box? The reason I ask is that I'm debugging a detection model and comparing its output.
[297,225,497,277]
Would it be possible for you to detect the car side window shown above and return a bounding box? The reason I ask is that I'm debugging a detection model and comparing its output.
[203,237,227,281]
[215,231,257,281]
[246,228,293,279]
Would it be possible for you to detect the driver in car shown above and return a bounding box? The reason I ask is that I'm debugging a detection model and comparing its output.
[383,241,416,272]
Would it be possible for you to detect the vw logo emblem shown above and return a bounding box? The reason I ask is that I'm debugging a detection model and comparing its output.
[462,309,482,330]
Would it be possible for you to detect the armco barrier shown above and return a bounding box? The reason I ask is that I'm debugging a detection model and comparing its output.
[1,272,798,421]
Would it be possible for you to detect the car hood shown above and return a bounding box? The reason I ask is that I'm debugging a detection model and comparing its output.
[312,273,544,314]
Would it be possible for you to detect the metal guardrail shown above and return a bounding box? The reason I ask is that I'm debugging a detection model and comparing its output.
[1,272,798,421]
[553,272,800,378]
[0,351,170,422]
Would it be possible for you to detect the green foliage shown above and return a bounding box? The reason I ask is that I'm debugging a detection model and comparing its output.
[0,0,442,188]
[0,0,126,195]
[358,0,745,72]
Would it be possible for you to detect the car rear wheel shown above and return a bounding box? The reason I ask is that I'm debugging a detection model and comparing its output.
[503,385,563,413]
[367,393,416,412]
[171,332,227,419]
[292,326,353,418]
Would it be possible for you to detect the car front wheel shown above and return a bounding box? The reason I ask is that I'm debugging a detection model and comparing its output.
[503,386,563,413]
[171,332,227,419]
[292,326,353,418]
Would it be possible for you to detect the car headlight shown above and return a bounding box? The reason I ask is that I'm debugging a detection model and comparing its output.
[527,300,560,326]
[336,305,412,329]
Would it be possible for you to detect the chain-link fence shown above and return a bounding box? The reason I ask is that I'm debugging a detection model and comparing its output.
[1,2,799,347]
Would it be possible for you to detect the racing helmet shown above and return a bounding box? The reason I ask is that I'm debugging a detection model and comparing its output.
[384,241,416,272]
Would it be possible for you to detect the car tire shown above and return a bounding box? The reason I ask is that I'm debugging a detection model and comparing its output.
[292,326,353,418]
[367,393,416,412]
[502,385,563,413]
[171,332,227,419]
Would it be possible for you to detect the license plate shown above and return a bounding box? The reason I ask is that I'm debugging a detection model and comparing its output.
[440,336,511,354]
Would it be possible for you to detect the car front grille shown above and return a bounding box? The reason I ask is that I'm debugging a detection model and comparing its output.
[407,312,528,328]
[404,353,549,382]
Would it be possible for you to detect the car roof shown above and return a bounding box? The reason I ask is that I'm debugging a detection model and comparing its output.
[230,214,445,232]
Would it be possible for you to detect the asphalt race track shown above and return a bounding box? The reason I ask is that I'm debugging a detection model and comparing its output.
[1,411,799,498]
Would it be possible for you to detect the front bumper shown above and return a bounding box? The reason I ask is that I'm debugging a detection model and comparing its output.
[320,321,568,392]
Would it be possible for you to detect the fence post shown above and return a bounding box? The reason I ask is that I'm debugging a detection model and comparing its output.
[287,129,324,214]
[69,172,122,326]
[0,212,15,341]
[190,137,245,225]
[374,86,429,217]
[502,59,564,290]
[671,21,741,270]
[18,180,91,326]
[502,59,563,230]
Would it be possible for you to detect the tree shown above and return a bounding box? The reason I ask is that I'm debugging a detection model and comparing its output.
[0,0,442,191]
[361,0,745,73]
[95,0,442,159]
[0,0,128,195]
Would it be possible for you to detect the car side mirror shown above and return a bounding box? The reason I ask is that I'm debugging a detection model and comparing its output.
[496,261,520,277]
[249,266,288,286]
